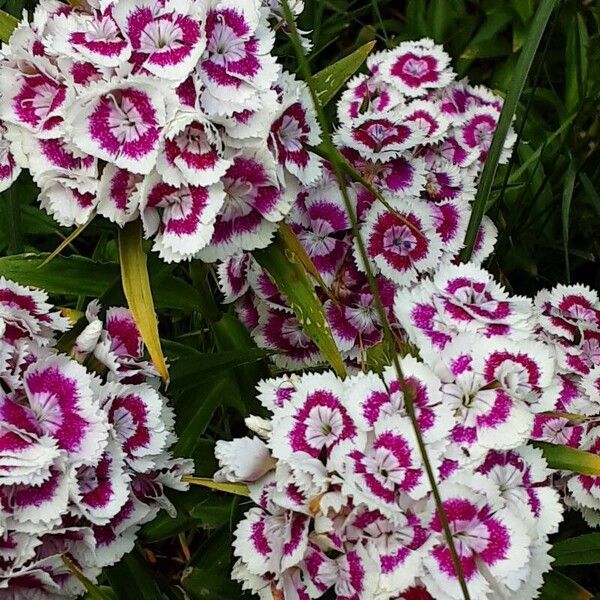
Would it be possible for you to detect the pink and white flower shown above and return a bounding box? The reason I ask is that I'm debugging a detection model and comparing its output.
[269,373,360,461]
[335,111,424,162]
[215,436,276,482]
[380,39,454,97]
[112,0,206,81]
[422,474,530,600]
[0,279,191,594]
[199,0,280,116]
[268,74,322,185]
[68,81,171,174]
[156,113,230,188]
[140,171,225,262]
[96,165,142,225]
[0,123,21,191]
[359,200,442,287]
[199,148,295,261]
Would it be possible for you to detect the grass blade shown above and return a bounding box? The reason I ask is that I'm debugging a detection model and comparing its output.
[561,161,577,283]
[118,220,169,382]
[62,556,116,600]
[39,212,95,268]
[460,0,557,261]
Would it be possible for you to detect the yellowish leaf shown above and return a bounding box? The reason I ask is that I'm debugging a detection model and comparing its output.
[118,220,169,382]
[182,476,250,496]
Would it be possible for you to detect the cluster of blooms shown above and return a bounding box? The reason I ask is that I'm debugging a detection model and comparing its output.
[217,38,515,368]
[0,277,192,597]
[214,327,564,600]
[0,0,319,262]
[527,285,600,524]
[397,263,600,524]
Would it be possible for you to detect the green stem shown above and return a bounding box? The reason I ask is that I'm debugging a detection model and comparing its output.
[280,2,471,598]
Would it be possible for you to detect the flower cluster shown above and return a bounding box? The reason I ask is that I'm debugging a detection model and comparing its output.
[527,284,600,524]
[0,0,319,262]
[214,345,563,600]
[217,38,514,368]
[396,263,600,525]
[0,277,191,597]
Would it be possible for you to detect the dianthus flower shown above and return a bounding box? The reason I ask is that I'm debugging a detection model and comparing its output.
[0,0,319,261]
[216,38,515,369]
[214,350,562,600]
[0,278,191,598]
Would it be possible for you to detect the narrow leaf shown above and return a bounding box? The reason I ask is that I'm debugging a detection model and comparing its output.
[0,254,119,297]
[534,441,600,475]
[311,41,376,106]
[254,230,346,377]
[551,534,600,566]
[107,552,163,600]
[62,556,116,600]
[118,220,168,382]
[0,10,17,43]
[460,0,557,261]
[278,222,335,300]
[0,254,202,311]
[561,161,577,283]
[580,172,600,217]
[539,570,592,600]
[182,476,250,497]
[39,212,96,268]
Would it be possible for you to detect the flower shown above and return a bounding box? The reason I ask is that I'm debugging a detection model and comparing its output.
[0,279,191,597]
[215,436,276,482]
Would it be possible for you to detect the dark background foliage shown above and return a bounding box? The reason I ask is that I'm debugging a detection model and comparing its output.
[0,0,598,598]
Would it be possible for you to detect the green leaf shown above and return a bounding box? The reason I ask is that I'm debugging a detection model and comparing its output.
[551,534,600,566]
[539,570,592,600]
[170,348,268,391]
[182,476,249,496]
[580,172,600,217]
[460,0,557,261]
[254,229,346,377]
[0,254,119,296]
[173,376,240,458]
[0,9,17,43]
[0,253,202,311]
[565,13,589,113]
[182,567,245,600]
[534,441,600,475]
[311,41,376,107]
[561,161,577,283]
[107,551,163,600]
[62,556,116,600]
[118,220,168,382]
